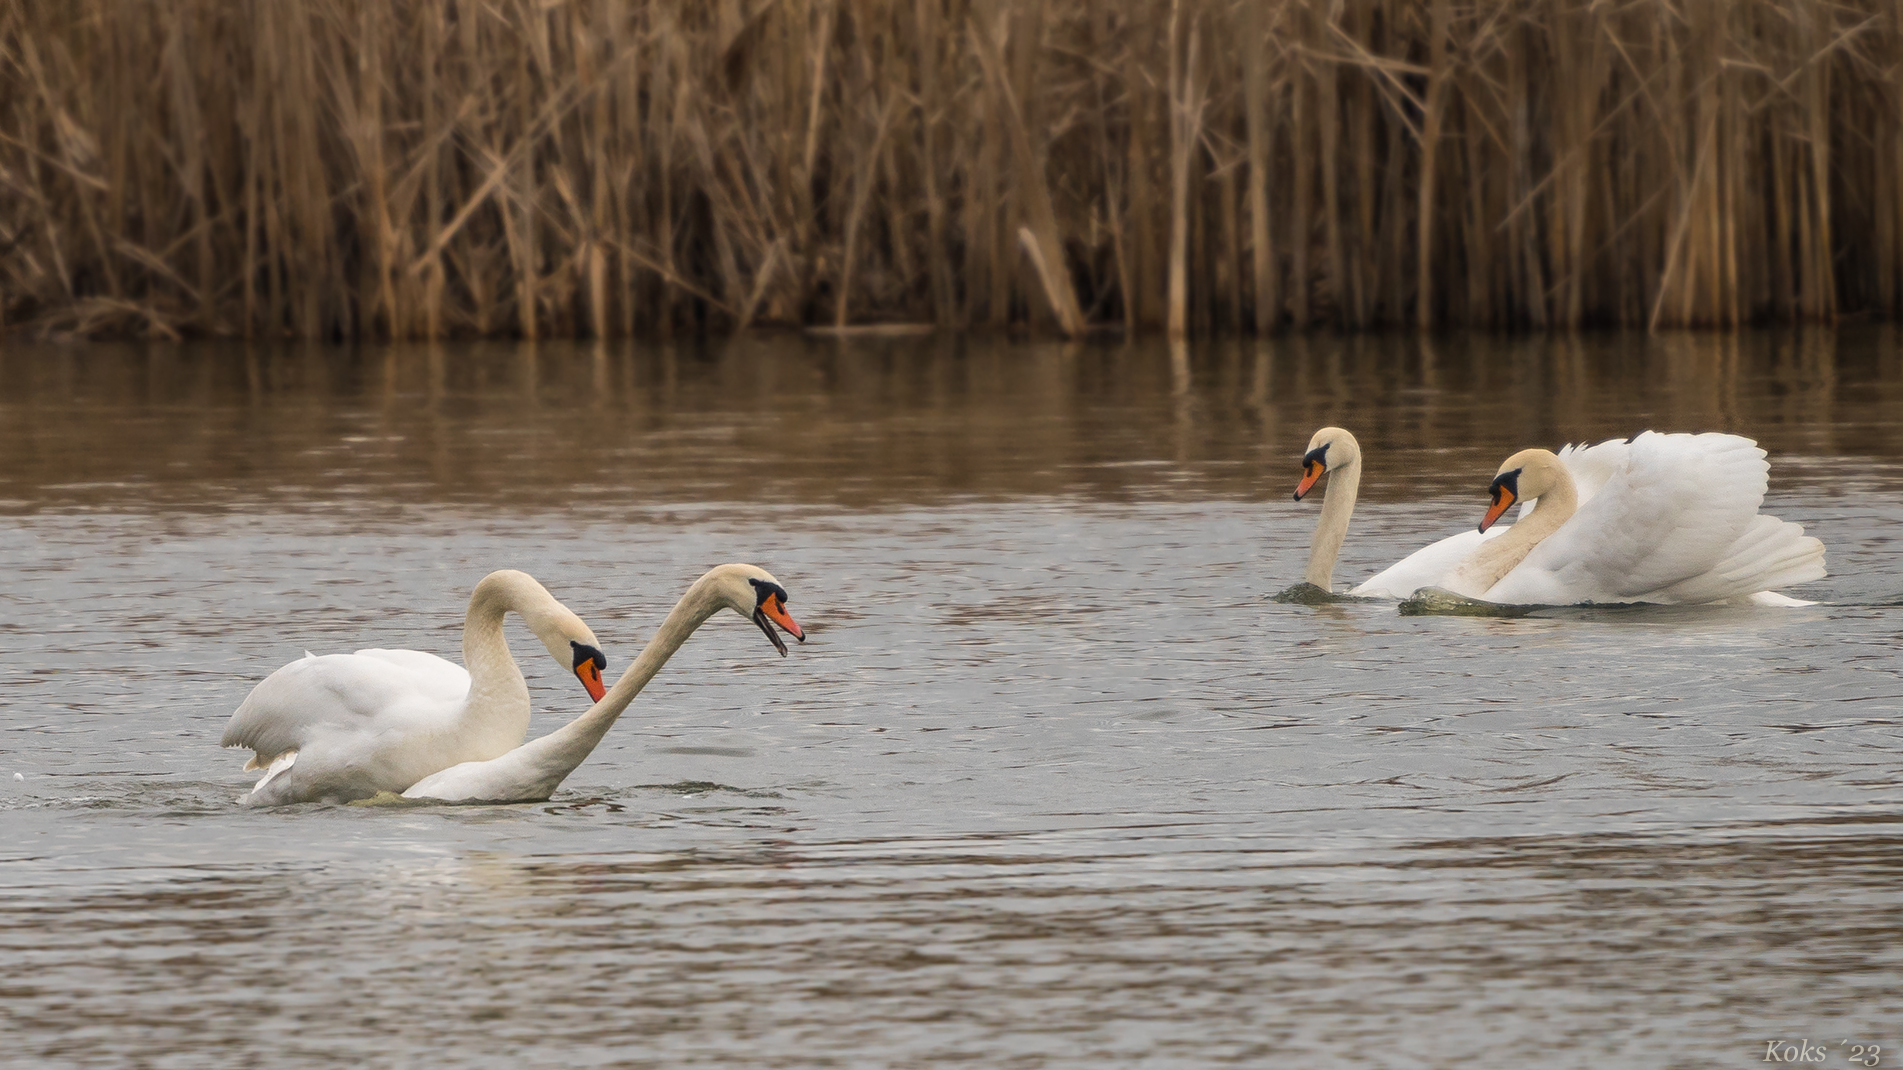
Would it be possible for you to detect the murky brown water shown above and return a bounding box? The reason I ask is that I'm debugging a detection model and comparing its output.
[3,331,1901,1067]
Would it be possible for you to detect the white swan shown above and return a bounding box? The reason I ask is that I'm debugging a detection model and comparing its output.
[1439,431,1826,605]
[1291,427,1509,597]
[222,569,610,806]
[403,563,805,804]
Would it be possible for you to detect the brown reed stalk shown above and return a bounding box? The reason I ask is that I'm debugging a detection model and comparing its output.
[1413,0,1452,328]
[970,4,1084,335]
[1164,0,1201,339]
[1238,0,1278,334]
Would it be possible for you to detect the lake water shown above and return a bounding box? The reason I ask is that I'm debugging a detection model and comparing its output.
[2,331,1900,1068]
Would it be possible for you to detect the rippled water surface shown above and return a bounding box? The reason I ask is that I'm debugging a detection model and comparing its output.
[4,332,1902,1068]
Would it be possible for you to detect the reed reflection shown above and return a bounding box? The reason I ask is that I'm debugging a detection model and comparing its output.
[2,332,1900,514]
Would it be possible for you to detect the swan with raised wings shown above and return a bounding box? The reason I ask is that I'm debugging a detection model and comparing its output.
[222,569,610,806]
[403,563,804,804]
[1440,431,1825,605]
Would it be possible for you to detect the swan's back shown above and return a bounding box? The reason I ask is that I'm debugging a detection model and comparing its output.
[1351,528,1501,599]
[1348,438,1633,599]
[348,648,470,700]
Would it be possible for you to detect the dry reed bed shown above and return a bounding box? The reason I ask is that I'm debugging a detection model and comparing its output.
[1,0,1900,340]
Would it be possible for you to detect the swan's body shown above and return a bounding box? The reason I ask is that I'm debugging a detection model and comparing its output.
[1349,527,1504,601]
[222,570,609,806]
[1293,427,1619,598]
[404,564,805,804]
[1441,431,1825,605]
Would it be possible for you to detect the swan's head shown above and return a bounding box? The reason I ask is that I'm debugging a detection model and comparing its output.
[1294,427,1361,500]
[542,615,608,702]
[1480,448,1562,532]
[568,638,609,701]
[704,563,806,657]
[477,569,611,701]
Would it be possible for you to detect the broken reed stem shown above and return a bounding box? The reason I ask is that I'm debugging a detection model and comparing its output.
[1,0,1900,341]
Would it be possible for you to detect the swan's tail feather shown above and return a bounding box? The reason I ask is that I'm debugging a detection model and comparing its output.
[241,749,295,772]
[1659,515,1825,604]
[249,750,298,794]
[1747,590,1816,607]
[221,721,273,751]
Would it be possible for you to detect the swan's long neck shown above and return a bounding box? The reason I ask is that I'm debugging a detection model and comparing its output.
[460,570,582,753]
[493,578,726,784]
[1304,460,1360,591]
[1444,470,1578,599]
[461,576,534,746]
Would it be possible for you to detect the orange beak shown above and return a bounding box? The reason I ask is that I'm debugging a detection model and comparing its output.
[575,660,607,702]
[1294,461,1324,501]
[1480,485,1516,533]
[761,593,804,642]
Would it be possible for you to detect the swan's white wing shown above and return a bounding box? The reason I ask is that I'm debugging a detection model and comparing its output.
[1351,527,1506,599]
[220,651,469,763]
[1485,431,1770,604]
[1554,436,1635,506]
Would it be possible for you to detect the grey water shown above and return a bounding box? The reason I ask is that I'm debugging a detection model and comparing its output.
[2,332,1901,1068]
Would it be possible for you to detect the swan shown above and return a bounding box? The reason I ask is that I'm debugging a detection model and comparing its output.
[1439,431,1826,605]
[222,569,611,806]
[1290,427,1521,598]
[402,563,805,804]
